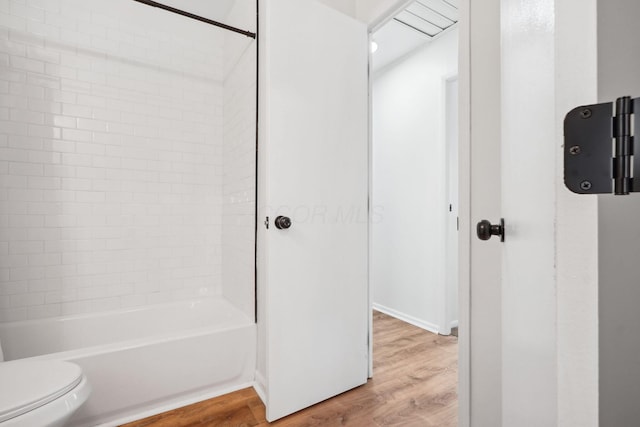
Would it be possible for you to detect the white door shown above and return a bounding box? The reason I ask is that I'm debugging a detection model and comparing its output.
[457,0,503,424]
[463,0,599,425]
[260,0,369,422]
[500,1,557,424]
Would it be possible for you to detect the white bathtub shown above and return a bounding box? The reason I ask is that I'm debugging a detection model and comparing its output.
[0,297,256,426]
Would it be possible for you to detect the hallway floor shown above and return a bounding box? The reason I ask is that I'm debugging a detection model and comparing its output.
[123,311,458,427]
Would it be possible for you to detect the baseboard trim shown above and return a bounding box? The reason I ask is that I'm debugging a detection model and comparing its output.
[373,303,440,335]
[253,371,267,405]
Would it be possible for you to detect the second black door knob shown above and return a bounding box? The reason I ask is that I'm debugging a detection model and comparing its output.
[477,219,505,242]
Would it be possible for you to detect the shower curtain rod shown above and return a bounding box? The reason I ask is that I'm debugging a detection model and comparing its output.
[131,0,257,39]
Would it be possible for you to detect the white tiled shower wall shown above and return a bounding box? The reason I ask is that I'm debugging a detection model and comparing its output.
[0,0,255,322]
[221,3,256,319]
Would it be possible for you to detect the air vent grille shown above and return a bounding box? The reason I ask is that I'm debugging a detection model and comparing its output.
[394,0,459,38]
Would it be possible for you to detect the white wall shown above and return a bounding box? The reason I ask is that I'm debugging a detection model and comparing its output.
[316,0,357,18]
[159,0,235,22]
[372,29,458,333]
[356,0,408,28]
[221,1,257,319]
[320,0,408,26]
[0,0,255,321]
[597,0,640,424]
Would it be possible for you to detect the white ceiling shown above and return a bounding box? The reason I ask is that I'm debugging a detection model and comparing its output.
[372,0,458,72]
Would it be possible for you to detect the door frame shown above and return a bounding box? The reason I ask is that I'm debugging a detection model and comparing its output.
[365,0,600,425]
[440,73,459,337]
[366,1,471,425]
[458,3,471,424]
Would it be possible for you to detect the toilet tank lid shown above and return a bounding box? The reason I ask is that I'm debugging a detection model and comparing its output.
[0,360,83,423]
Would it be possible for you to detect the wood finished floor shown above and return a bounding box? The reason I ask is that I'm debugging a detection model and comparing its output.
[122,311,458,427]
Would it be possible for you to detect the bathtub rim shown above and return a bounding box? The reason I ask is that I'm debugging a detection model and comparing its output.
[25,321,253,362]
[0,297,255,362]
[0,296,251,330]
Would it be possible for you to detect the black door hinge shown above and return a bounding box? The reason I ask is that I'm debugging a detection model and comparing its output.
[565,95,640,195]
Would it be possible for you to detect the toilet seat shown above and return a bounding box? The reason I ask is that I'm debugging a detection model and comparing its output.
[0,360,83,423]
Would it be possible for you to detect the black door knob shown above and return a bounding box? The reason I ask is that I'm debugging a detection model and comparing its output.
[275,216,292,230]
[477,219,505,242]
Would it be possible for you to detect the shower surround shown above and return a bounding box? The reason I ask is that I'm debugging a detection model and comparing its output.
[0,0,257,423]
[0,0,255,320]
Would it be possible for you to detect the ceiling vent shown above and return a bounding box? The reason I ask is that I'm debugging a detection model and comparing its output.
[394,0,459,38]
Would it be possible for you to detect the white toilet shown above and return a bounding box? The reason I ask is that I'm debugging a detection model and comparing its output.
[0,360,91,427]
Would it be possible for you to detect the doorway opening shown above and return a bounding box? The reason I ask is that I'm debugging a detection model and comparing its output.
[369,0,460,423]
